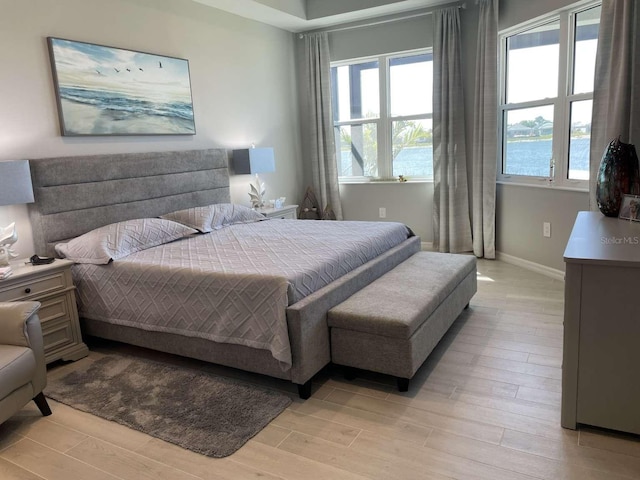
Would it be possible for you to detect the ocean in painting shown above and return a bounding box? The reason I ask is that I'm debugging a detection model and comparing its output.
[49,38,195,135]
[59,86,195,123]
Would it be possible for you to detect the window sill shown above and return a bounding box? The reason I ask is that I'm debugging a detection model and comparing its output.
[339,179,433,185]
[496,180,588,193]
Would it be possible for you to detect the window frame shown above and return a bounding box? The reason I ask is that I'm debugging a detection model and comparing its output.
[331,47,434,183]
[497,1,601,191]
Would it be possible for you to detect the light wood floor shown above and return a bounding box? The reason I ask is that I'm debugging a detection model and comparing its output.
[1,259,639,480]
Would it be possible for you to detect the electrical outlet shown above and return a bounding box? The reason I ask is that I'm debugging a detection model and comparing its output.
[543,222,551,238]
[379,207,386,218]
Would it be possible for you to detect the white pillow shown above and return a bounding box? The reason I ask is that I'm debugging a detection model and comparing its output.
[55,218,197,264]
[161,203,265,233]
[210,203,266,230]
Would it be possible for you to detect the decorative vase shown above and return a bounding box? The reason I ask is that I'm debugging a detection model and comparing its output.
[596,138,640,217]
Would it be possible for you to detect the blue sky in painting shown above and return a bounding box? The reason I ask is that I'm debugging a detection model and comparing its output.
[50,38,193,104]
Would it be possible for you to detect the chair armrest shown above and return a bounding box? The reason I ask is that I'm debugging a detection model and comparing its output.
[0,302,41,347]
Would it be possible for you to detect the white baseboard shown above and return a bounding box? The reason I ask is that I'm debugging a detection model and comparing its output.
[420,242,434,251]
[418,245,563,281]
[496,251,565,281]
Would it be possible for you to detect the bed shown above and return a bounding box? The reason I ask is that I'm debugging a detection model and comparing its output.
[28,149,420,397]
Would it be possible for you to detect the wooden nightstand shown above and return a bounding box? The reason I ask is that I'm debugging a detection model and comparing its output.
[0,259,88,364]
[257,204,298,220]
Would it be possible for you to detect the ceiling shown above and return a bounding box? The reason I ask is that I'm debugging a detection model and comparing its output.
[191,0,459,32]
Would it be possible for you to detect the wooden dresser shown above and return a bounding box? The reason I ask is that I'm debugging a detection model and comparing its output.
[562,211,640,435]
[0,259,88,364]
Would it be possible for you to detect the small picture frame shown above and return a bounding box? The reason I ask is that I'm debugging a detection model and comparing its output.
[618,194,640,221]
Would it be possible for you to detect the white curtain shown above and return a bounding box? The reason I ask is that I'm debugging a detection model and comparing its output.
[471,0,498,259]
[589,0,640,210]
[302,33,343,220]
[432,7,473,253]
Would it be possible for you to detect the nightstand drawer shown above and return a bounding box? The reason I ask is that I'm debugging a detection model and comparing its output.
[38,294,69,325]
[0,272,66,302]
[270,211,297,219]
[42,317,76,358]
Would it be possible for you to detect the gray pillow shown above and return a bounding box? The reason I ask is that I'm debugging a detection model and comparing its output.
[161,203,265,232]
[55,218,198,264]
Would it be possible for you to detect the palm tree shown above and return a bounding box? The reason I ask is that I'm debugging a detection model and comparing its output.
[337,120,432,176]
[392,121,430,160]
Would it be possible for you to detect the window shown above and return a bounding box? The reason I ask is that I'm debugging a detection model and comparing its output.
[499,3,601,188]
[331,50,433,181]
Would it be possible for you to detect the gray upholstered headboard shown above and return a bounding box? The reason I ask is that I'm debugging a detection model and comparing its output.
[28,149,230,256]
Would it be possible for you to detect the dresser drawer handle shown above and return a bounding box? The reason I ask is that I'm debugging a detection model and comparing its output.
[24,288,31,294]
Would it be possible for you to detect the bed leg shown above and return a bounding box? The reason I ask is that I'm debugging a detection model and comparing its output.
[396,377,410,392]
[297,381,312,400]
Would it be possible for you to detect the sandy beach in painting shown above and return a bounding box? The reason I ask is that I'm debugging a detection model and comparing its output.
[60,98,195,135]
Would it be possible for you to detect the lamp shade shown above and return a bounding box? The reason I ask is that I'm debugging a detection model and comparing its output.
[232,148,275,175]
[0,160,34,206]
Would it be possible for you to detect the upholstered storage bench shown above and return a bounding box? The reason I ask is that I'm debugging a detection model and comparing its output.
[327,252,477,391]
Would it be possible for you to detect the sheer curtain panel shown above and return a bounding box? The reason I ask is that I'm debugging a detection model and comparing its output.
[302,33,343,220]
[432,7,473,253]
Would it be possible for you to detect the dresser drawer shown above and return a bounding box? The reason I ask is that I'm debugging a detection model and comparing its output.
[0,272,67,302]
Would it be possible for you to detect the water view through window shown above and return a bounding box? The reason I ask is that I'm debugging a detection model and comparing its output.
[501,4,599,183]
[333,52,433,179]
[505,137,590,178]
[340,146,433,179]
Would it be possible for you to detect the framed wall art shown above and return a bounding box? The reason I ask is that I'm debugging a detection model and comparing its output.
[47,37,196,136]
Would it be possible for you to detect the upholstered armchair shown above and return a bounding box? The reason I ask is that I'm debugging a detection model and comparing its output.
[0,301,51,423]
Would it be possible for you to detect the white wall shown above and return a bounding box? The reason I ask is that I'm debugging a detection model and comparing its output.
[497,185,588,271]
[499,0,578,29]
[0,0,303,258]
[307,0,408,20]
[329,14,434,61]
[339,182,433,241]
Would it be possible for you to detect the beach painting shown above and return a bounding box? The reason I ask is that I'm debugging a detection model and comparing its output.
[47,37,195,136]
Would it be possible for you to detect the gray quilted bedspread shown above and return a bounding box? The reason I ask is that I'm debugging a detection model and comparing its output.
[72,219,411,369]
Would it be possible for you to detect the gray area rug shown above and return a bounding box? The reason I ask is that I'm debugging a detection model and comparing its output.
[45,354,291,457]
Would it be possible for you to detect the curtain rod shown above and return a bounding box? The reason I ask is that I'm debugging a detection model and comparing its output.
[300,2,466,37]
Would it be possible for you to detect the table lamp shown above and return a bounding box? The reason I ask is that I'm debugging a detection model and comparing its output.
[232,147,276,208]
[0,160,35,266]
